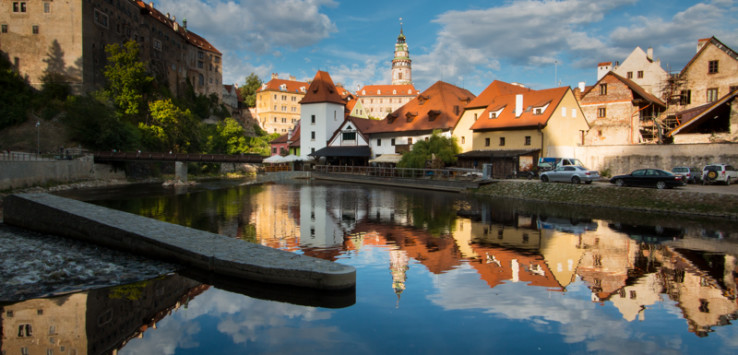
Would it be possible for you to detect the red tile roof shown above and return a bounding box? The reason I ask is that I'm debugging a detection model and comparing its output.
[581,72,666,107]
[467,80,532,109]
[289,125,301,147]
[358,84,419,97]
[470,87,569,131]
[364,81,475,134]
[300,71,346,105]
[258,78,309,93]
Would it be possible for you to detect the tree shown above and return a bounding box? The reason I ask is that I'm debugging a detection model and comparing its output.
[397,130,460,169]
[103,40,153,122]
[239,73,262,107]
[63,93,140,151]
[140,99,199,152]
[0,51,34,129]
[40,40,71,101]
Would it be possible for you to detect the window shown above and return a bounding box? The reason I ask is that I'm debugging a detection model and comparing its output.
[342,132,356,140]
[597,107,606,118]
[461,136,465,144]
[499,137,505,146]
[2,24,7,33]
[408,138,413,145]
[18,324,32,337]
[599,83,607,95]
[44,2,50,13]
[377,139,381,146]
[627,72,633,79]
[708,60,719,74]
[474,113,478,120]
[391,138,396,146]
[311,115,315,124]
[707,88,719,102]
[153,39,162,51]
[637,71,644,79]
[524,136,531,146]
[94,9,108,28]
[13,2,26,12]
[198,74,204,86]
[485,138,490,147]
[311,131,315,140]
[680,90,691,105]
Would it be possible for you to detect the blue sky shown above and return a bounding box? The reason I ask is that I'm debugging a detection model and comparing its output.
[153,0,738,95]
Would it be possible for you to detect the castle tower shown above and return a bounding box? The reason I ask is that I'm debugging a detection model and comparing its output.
[391,22,412,85]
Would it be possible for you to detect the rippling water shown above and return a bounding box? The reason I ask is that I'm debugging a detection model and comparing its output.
[4,179,738,354]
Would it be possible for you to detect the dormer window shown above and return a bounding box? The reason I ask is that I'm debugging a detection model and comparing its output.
[408,89,412,94]
[279,84,287,91]
[489,112,497,119]
[533,108,543,115]
[300,86,306,93]
[393,90,397,94]
[377,90,381,95]
[362,90,366,95]
[488,107,504,119]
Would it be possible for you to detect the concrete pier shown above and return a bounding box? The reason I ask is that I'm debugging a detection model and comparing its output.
[3,193,356,290]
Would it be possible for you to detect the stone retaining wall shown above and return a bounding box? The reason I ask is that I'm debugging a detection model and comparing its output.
[0,156,125,190]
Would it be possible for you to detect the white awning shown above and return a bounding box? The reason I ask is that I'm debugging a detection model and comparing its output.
[369,154,402,164]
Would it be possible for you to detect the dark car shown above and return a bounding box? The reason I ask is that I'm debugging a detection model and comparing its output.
[610,169,685,189]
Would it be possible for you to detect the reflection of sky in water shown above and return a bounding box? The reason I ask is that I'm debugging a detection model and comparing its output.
[119,244,738,354]
[67,181,738,354]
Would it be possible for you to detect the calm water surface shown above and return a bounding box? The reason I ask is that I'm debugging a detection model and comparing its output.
[8,180,738,354]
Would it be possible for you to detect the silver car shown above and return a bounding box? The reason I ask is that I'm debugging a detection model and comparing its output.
[540,166,600,184]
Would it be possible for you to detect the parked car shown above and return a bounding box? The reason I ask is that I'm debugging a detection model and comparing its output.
[610,169,685,189]
[540,166,600,184]
[672,166,702,184]
[702,164,738,185]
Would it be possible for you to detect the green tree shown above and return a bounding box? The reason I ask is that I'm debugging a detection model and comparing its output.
[103,40,153,122]
[0,51,34,129]
[239,73,262,107]
[63,93,140,151]
[40,40,71,101]
[140,99,199,152]
[397,130,460,169]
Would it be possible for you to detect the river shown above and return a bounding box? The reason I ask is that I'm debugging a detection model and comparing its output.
[3,178,738,354]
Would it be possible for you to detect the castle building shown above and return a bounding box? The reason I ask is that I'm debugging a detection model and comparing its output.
[0,0,222,99]
[357,27,419,118]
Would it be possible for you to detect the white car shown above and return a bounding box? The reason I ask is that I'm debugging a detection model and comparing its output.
[702,164,738,185]
[540,166,600,184]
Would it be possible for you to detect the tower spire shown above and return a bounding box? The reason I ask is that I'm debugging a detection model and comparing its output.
[391,18,412,85]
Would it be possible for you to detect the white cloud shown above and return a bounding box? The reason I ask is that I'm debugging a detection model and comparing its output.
[155,0,337,53]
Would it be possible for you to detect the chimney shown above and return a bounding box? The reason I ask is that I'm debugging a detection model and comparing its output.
[271,73,279,79]
[578,82,586,92]
[183,18,187,30]
[647,47,653,61]
[149,2,153,9]
[167,13,170,19]
[597,62,612,81]
[515,94,523,117]
[289,75,296,81]
[697,38,710,52]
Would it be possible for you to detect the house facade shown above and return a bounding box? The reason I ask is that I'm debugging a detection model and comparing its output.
[579,72,666,145]
[255,73,308,134]
[612,46,670,99]
[675,37,738,110]
[460,87,589,176]
[357,84,419,119]
[0,0,221,98]
[299,71,346,159]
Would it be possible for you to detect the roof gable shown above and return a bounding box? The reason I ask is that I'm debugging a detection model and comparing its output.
[470,87,570,131]
[258,78,309,93]
[364,81,476,134]
[581,72,666,107]
[680,36,738,76]
[668,90,737,136]
[300,71,346,105]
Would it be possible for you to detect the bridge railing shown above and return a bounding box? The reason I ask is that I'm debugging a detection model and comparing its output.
[313,165,482,181]
[93,151,264,163]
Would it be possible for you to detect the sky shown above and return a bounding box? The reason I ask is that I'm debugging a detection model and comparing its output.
[152,0,738,96]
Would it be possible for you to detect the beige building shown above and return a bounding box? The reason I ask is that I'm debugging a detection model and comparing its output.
[255,73,308,134]
[611,46,670,99]
[675,37,738,110]
[0,0,222,98]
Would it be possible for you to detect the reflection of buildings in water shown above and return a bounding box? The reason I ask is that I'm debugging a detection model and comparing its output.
[538,216,598,236]
[659,249,738,336]
[575,221,640,301]
[610,273,664,321]
[300,186,357,249]
[244,184,301,251]
[538,230,587,289]
[390,248,410,307]
[467,244,562,290]
[1,275,206,355]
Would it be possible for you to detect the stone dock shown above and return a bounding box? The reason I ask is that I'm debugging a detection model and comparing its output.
[3,193,356,291]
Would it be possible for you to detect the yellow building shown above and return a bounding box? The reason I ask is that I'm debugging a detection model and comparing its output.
[255,74,308,134]
[455,84,589,176]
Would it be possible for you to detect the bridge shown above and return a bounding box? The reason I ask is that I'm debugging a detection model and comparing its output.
[94,151,264,182]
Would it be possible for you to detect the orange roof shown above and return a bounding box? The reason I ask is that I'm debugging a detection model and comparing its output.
[598,62,612,66]
[258,78,309,93]
[581,72,666,107]
[358,84,419,97]
[364,81,475,134]
[300,71,346,105]
[467,80,532,109]
[270,133,288,144]
[345,98,358,112]
[470,87,569,131]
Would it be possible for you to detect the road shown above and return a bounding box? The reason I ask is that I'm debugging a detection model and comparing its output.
[592,180,738,195]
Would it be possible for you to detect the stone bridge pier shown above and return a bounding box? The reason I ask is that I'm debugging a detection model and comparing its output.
[174,161,188,182]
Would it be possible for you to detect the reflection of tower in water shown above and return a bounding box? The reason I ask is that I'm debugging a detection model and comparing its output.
[390,248,410,308]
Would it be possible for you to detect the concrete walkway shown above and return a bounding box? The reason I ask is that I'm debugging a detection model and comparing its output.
[3,193,355,290]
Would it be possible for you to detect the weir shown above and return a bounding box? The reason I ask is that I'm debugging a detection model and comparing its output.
[2,193,356,291]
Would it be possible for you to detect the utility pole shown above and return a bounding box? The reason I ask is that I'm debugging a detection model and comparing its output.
[36,120,40,156]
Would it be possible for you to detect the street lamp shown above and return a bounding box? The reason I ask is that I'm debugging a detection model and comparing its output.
[35,120,40,156]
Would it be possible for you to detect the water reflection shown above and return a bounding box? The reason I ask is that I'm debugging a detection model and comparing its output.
[51,180,738,352]
[1,274,205,355]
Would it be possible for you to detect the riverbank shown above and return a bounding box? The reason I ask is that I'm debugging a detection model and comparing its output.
[471,180,738,220]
